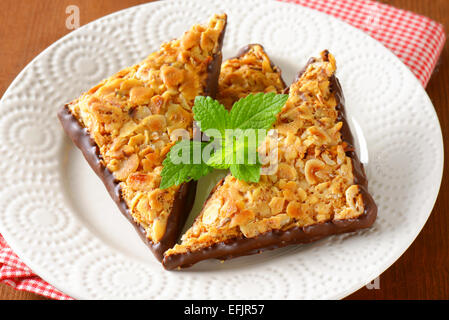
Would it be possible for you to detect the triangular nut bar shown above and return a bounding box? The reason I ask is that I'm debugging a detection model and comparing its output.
[163,51,377,269]
[217,43,286,109]
[58,14,227,261]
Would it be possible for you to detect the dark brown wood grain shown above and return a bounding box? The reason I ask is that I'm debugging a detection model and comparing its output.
[0,0,448,300]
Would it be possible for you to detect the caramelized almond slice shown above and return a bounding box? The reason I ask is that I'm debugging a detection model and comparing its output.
[127,172,159,192]
[304,159,326,185]
[286,201,302,219]
[129,86,154,105]
[152,218,167,242]
[113,153,139,181]
[345,185,364,213]
[269,197,285,215]
[181,29,201,50]
[161,65,185,87]
[144,114,167,132]
[202,199,222,225]
[277,163,297,181]
[229,209,255,228]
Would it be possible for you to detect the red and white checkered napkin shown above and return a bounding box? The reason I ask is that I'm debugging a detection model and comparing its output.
[0,235,71,299]
[283,0,446,86]
[0,0,445,300]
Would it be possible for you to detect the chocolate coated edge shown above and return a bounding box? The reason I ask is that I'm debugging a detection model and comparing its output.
[57,20,226,262]
[58,106,197,261]
[204,16,227,99]
[162,51,378,270]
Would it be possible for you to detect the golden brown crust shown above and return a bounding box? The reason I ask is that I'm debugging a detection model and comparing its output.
[217,44,286,109]
[64,14,227,245]
[164,51,371,260]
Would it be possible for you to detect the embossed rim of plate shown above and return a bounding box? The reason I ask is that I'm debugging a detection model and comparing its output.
[0,0,444,299]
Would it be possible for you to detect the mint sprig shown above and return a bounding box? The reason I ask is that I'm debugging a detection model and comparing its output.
[160,93,288,189]
[160,140,213,189]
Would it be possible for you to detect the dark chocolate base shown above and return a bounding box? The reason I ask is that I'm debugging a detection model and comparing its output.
[162,52,377,270]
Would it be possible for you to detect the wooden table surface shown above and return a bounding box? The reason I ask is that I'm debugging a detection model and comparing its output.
[0,0,448,300]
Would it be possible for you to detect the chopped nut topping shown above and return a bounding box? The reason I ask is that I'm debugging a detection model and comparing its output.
[67,14,227,244]
[165,51,366,257]
[217,44,286,109]
[304,159,326,185]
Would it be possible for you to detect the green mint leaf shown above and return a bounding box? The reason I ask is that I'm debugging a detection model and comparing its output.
[207,134,258,168]
[160,140,213,189]
[229,92,288,130]
[230,164,261,183]
[174,93,287,186]
[193,96,228,136]
[229,130,262,166]
[206,150,230,169]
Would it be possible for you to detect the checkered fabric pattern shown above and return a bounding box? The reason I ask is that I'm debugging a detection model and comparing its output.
[0,235,72,299]
[0,0,445,300]
[282,0,446,86]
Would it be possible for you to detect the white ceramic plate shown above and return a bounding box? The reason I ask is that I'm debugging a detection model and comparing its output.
[0,0,443,299]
